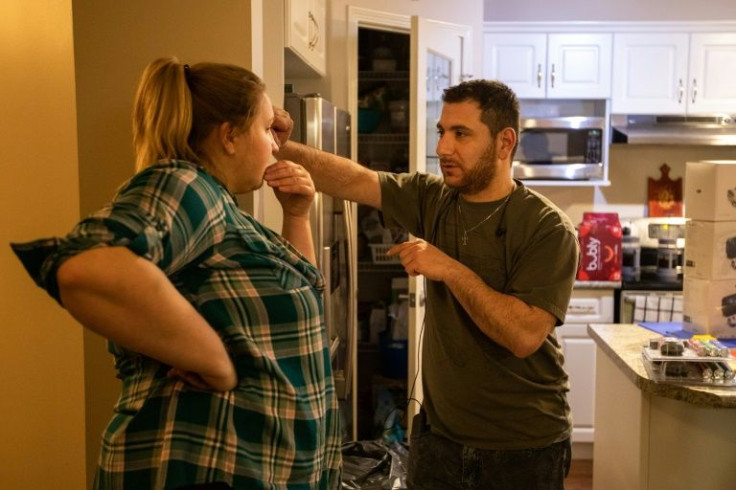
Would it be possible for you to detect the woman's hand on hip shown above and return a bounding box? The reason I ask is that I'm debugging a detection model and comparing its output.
[167,366,237,391]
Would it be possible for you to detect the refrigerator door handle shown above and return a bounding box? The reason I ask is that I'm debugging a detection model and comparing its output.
[322,245,333,348]
[313,192,324,268]
[341,199,356,400]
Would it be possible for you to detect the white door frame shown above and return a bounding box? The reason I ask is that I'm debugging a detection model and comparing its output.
[347,7,411,162]
[346,7,412,442]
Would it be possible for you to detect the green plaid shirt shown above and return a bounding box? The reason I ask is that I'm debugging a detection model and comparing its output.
[22,160,341,489]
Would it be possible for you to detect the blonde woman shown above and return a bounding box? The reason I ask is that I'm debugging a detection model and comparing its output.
[12,58,341,489]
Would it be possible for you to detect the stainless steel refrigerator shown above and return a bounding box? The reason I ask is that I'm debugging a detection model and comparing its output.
[284,92,357,440]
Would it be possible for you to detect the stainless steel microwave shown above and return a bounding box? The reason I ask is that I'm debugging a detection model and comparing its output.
[513,116,605,180]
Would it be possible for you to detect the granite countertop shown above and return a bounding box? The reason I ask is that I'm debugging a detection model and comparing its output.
[588,323,736,409]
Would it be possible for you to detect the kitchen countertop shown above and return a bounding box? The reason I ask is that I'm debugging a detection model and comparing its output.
[620,271,682,291]
[588,323,736,409]
[573,280,621,289]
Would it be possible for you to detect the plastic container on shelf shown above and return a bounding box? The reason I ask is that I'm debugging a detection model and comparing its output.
[369,243,401,265]
[358,108,381,133]
[388,100,409,131]
[379,336,408,379]
[371,46,396,72]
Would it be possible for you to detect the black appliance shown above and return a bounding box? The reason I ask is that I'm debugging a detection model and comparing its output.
[727,236,736,269]
[723,294,736,326]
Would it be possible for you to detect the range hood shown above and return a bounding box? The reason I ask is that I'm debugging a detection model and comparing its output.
[612,114,736,145]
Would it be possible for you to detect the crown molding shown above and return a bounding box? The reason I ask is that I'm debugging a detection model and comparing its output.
[483,20,736,33]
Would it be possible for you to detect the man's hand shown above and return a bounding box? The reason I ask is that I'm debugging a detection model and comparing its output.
[387,239,457,281]
[272,106,294,149]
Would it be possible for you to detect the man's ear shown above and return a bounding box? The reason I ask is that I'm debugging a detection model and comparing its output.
[496,127,517,161]
[217,122,237,156]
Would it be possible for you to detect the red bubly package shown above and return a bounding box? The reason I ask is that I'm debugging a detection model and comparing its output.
[576,212,622,282]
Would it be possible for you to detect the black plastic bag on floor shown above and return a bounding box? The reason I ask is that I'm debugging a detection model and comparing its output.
[340,439,409,489]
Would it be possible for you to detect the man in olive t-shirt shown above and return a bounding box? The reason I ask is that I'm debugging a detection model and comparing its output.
[273,79,580,490]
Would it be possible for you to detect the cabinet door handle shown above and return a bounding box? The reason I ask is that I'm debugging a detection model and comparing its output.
[550,63,556,88]
[691,78,697,104]
[678,79,684,104]
[536,63,542,88]
[308,11,319,50]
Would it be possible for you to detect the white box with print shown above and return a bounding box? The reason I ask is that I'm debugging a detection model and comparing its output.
[684,220,736,280]
[685,160,736,222]
[683,276,736,338]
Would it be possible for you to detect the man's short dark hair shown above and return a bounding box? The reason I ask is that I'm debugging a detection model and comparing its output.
[442,80,520,160]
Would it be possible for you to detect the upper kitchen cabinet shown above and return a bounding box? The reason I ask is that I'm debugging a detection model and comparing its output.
[284,0,326,77]
[483,32,612,99]
[689,33,736,114]
[612,32,736,115]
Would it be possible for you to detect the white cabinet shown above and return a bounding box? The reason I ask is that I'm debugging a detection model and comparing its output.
[557,324,597,444]
[593,338,736,490]
[612,32,736,114]
[556,288,614,446]
[284,0,326,77]
[689,33,736,113]
[483,32,612,99]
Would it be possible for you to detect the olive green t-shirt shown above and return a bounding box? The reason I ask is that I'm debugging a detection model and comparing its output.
[378,171,579,450]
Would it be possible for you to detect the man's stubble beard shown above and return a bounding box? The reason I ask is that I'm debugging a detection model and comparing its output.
[444,142,496,196]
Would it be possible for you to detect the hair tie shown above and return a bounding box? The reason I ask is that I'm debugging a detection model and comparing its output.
[183,64,191,81]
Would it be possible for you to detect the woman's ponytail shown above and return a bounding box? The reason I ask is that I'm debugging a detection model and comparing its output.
[132,57,198,171]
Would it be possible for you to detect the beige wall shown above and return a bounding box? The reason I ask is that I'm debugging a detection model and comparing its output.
[484,0,736,21]
[2,1,259,488]
[0,0,86,488]
[541,145,736,226]
[72,1,256,485]
[72,0,257,486]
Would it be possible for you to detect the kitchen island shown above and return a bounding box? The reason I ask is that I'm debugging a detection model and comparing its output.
[589,323,736,490]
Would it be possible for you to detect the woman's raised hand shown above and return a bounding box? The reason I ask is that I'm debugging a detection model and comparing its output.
[263,160,316,219]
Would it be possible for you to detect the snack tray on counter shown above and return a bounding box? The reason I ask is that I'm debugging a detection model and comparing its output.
[641,346,736,387]
[643,345,732,363]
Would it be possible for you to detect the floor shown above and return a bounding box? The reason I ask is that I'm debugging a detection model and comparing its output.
[565,459,593,490]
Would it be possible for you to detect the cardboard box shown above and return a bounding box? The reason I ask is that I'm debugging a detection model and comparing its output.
[576,212,622,282]
[683,276,736,338]
[684,220,736,280]
[685,160,736,221]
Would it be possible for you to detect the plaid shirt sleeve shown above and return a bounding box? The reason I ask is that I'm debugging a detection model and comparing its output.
[12,161,342,489]
[12,161,227,301]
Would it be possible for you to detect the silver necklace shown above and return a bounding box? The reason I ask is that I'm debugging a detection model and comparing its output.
[457,191,513,246]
